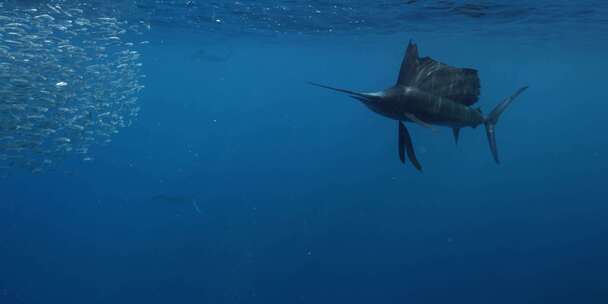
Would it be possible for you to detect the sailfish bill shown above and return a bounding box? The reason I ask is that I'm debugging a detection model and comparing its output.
[307,81,375,101]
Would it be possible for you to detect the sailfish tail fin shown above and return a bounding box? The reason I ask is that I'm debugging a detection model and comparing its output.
[484,86,529,163]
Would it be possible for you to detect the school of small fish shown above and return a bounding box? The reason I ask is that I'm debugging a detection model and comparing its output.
[0,2,145,175]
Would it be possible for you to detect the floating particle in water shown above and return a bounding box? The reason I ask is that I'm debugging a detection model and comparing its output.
[192,200,201,214]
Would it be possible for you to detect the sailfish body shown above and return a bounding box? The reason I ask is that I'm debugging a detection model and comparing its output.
[310,41,528,171]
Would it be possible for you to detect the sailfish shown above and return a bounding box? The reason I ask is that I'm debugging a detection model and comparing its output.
[309,41,528,171]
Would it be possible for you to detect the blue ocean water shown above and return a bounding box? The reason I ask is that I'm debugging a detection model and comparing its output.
[2,1,608,303]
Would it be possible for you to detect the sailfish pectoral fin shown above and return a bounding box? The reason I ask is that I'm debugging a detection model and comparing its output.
[399,121,423,172]
[405,113,437,133]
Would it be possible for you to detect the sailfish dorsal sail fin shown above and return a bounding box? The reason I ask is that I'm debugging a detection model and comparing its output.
[397,40,481,106]
[396,41,420,86]
[413,57,481,106]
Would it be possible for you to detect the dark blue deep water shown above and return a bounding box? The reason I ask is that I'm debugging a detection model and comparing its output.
[2,1,608,303]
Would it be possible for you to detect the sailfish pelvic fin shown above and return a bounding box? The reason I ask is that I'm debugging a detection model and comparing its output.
[399,121,423,172]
